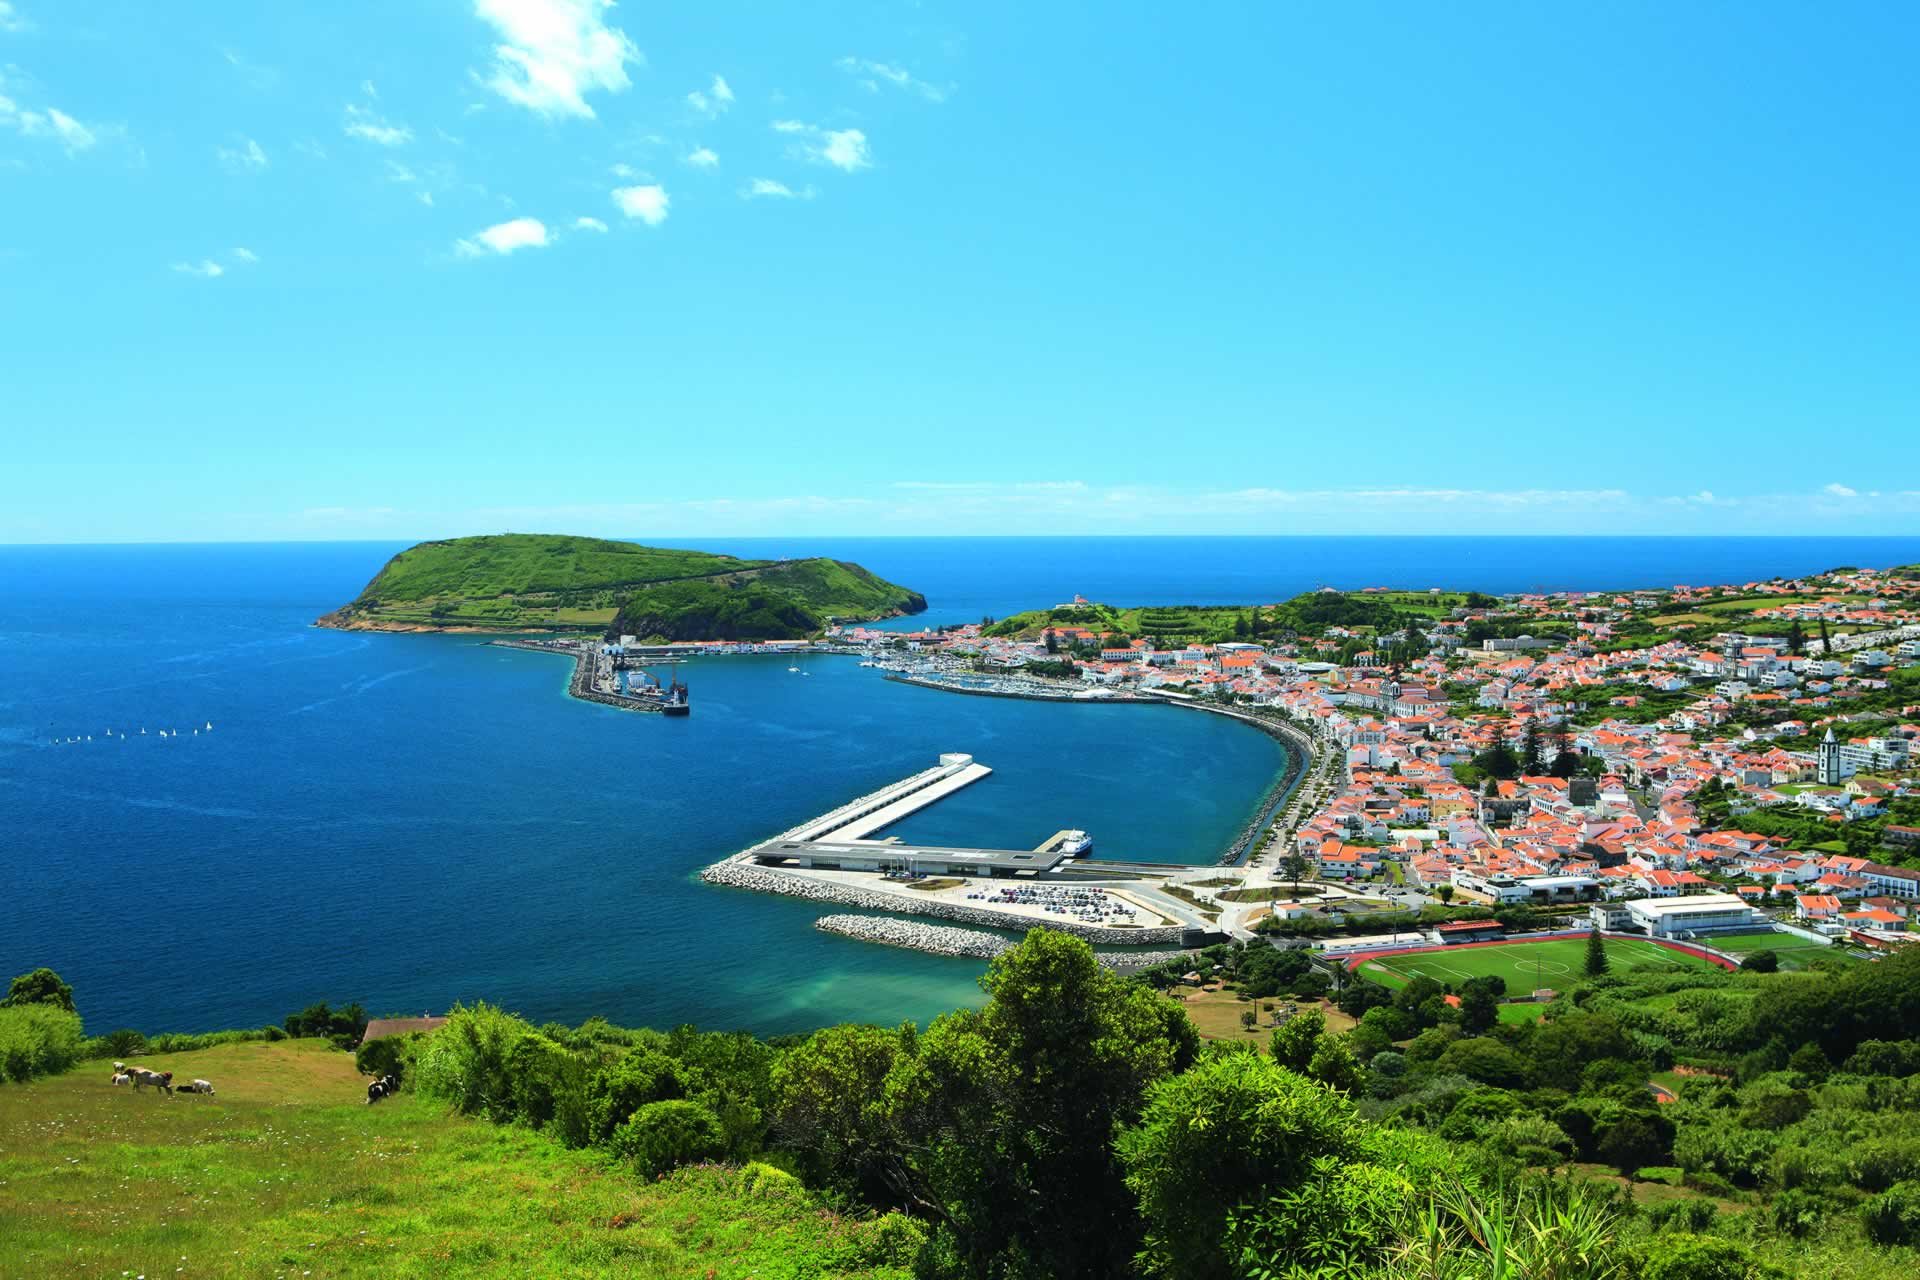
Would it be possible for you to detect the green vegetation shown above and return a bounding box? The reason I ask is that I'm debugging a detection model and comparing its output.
[1355,937,1723,992]
[0,1038,913,1279]
[983,589,1419,647]
[11,939,1920,1279]
[318,534,925,638]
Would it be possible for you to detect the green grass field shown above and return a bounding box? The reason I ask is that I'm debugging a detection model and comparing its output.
[1354,937,1723,992]
[1701,928,1847,971]
[0,1040,910,1279]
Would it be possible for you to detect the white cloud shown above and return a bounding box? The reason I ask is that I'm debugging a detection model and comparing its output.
[686,73,733,116]
[417,190,435,206]
[818,128,869,172]
[454,215,551,257]
[573,215,607,232]
[0,2,28,33]
[216,136,268,172]
[835,56,948,103]
[684,146,718,170]
[171,259,225,278]
[610,161,643,178]
[343,104,411,146]
[362,78,379,99]
[742,177,814,200]
[611,182,668,225]
[472,0,640,119]
[774,120,871,172]
[1822,482,1858,498]
[1,89,100,153]
[230,247,259,264]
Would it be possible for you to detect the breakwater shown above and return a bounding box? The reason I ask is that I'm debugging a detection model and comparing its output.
[814,914,1187,971]
[491,639,683,714]
[702,858,1189,945]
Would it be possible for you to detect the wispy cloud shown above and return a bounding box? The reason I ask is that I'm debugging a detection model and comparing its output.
[0,76,101,154]
[171,259,226,279]
[684,146,718,170]
[454,215,550,257]
[611,183,668,225]
[835,56,948,103]
[472,0,640,119]
[230,247,259,264]
[685,73,733,116]
[1823,482,1859,498]
[573,215,607,232]
[773,120,871,172]
[216,136,268,173]
[741,177,814,200]
[343,103,411,146]
[0,2,29,34]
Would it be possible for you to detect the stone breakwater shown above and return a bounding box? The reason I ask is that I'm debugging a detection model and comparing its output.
[702,858,1189,945]
[813,915,1188,972]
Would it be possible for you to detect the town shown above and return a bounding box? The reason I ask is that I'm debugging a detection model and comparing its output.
[820,565,1920,958]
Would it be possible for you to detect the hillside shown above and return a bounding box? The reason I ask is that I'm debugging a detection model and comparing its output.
[0,1039,911,1280]
[315,534,925,638]
[982,589,1412,646]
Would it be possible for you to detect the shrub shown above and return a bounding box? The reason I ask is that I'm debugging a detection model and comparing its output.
[354,1035,408,1082]
[1862,1179,1920,1246]
[0,1003,86,1082]
[1637,1232,1768,1280]
[411,1002,539,1122]
[609,1099,727,1177]
[1635,1165,1683,1186]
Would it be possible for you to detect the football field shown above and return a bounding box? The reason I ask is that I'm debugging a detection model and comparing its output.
[1354,936,1723,991]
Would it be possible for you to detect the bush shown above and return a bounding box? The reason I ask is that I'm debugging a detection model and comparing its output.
[1637,1232,1768,1280]
[1862,1179,1920,1246]
[411,1002,538,1122]
[0,1004,85,1082]
[1635,1165,1684,1185]
[354,1035,409,1082]
[609,1099,727,1177]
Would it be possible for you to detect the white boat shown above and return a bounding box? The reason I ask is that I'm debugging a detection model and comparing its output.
[788,665,800,673]
[1057,830,1094,855]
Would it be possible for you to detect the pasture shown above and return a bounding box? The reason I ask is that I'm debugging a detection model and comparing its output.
[1353,936,1723,993]
[0,1039,908,1279]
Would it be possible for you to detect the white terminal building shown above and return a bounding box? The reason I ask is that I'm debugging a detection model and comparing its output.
[1619,893,1761,939]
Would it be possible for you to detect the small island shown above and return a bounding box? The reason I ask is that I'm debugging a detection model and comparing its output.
[316,533,926,640]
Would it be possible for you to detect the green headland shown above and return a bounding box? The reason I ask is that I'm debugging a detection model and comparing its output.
[315,534,926,639]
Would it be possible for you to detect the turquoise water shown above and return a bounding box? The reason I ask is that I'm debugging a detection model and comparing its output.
[6,535,1919,1037]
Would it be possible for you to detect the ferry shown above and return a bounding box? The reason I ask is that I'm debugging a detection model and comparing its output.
[1058,829,1094,855]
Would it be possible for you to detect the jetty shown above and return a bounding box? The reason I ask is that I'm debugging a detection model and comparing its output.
[491,638,689,716]
[702,753,1235,947]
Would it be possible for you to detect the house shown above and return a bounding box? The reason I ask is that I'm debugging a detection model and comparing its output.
[358,1015,450,1047]
[1795,894,1844,923]
[1624,893,1762,938]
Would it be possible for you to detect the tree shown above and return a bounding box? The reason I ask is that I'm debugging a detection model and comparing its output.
[1043,627,1058,654]
[770,1023,911,1197]
[1436,884,1456,905]
[3,968,74,1013]
[1521,720,1544,775]
[1240,1008,1258,1033]
[1585,927,1610,977]
[892,929,1200,1277]
[1787,619,1806,656]
[1116,1052,1361,1280]
[1458,985,1500,1036]
[1740,949,1779,974]
[1596,1111,1669,1176]
[1280,852,1311,895]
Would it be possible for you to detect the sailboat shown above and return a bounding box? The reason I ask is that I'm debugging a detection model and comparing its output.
[204,721,213,731]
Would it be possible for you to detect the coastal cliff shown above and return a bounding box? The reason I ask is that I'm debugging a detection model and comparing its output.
[315,533,925,639]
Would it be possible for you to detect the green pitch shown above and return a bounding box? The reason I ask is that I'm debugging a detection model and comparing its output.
[1354,936,1723,992]
[1701,928,1849,971]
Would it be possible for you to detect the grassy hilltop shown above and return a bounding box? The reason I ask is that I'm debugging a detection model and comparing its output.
[0,1039,908,1279]
[316,534,925,639]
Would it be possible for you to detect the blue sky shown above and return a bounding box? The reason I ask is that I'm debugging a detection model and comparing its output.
[3,1,1917,543]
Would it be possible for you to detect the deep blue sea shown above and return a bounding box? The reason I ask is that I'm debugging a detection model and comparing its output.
[5,536,1918,1037]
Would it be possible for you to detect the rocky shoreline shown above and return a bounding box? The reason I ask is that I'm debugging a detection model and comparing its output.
[702,858,1189,945]
[813,914,1188,972]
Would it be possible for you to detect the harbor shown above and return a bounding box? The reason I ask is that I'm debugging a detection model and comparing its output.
[490,638,690,715]
[703,752,1254,956]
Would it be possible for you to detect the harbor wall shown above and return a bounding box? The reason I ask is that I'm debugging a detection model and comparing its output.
[813,914,1186,971]
[702,858,1189,945]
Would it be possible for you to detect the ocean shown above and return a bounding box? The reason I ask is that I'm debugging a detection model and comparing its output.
[4,536,1918,1037]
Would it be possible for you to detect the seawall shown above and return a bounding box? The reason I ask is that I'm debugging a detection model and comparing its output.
[702,858,1189,945]
[813,914,1187,971]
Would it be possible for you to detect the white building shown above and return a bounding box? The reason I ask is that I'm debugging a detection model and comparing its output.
[1624,893,1761,939]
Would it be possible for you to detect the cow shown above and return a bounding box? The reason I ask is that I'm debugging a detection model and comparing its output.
[112,1060,127,1072]
[110,1072,131,1087]
[365,1074,400,1105]
[128,1068,173,1095]
[176,1078,216,1096]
